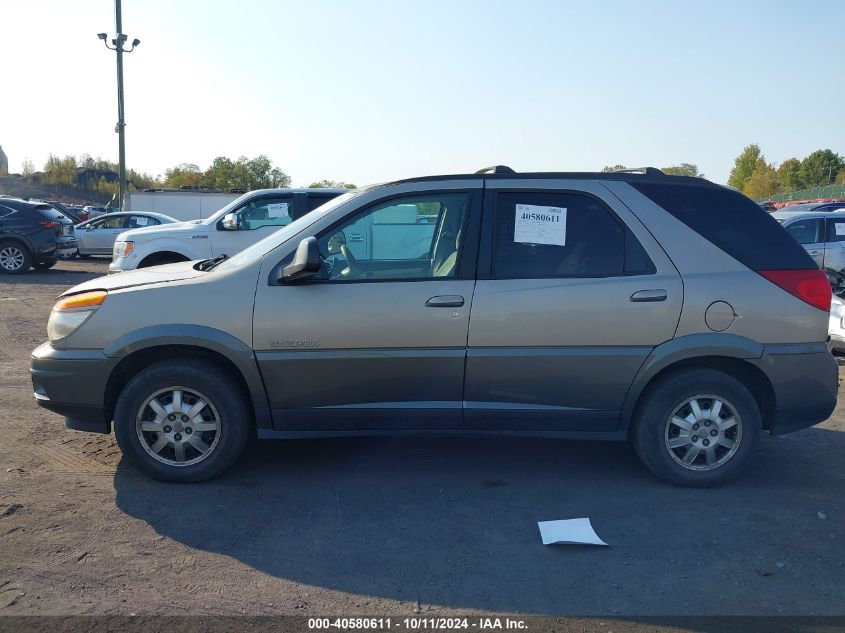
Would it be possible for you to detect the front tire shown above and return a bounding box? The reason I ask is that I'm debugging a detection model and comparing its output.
[631,368,761,487]
[114,359,251,482]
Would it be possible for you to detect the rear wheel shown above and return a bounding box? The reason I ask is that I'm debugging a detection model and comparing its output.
[631,368,760,487]
[114,359,251,482]
[33,258,58,270]
[0,241,32,274]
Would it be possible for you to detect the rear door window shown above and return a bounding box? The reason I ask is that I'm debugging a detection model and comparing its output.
[127,215,159,228]
[306,195,336,212]
[785,218,823,245]
[491,191,652,278]
[631,182,815,271]
[826,218,845,243]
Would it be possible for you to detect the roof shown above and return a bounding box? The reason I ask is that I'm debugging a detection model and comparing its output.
[390,166,715,188]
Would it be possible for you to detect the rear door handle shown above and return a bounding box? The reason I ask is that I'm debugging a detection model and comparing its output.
[630,289,667,302]
[426,295,464,307]
[807,250,822,256]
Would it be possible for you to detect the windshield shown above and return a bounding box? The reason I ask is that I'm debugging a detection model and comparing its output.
[215,191,362,271]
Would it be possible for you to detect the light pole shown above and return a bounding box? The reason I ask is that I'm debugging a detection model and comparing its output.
[98,0,140,211]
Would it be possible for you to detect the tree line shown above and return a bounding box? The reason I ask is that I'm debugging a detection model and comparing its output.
[727,145,844,200]
[23,153,355,195]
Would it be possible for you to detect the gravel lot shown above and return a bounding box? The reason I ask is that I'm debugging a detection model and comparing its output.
[1,258,844,621]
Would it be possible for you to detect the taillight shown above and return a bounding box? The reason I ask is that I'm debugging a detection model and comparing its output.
[758,269,831,312]
[38,220,62,230]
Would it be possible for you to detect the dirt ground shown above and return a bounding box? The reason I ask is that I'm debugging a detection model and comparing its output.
[1,259,844,622]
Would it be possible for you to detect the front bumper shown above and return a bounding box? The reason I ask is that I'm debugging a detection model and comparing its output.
[30,342,117,434]
[750,343,838,435]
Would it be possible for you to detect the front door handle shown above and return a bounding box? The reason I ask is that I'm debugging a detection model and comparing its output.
[807,250,822,256]
[426,295,464,307]
[630,289,667,303]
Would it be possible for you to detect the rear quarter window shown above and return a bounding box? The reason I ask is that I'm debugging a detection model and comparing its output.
[631,182,816,271]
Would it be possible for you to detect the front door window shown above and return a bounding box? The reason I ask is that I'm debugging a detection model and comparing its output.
[315,193,470,281]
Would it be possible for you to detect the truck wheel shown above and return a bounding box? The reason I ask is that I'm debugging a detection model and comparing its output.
[0,241,33,274]
[114,359,251,482]
[33,258,58,270]
[631,368,760,487]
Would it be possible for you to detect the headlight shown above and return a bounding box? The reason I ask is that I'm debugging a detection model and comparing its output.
[113,240,134,258]
[47,291,107,342]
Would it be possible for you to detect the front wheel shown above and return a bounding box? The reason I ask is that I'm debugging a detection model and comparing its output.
[631,368,761,487]
[113,359,251,482]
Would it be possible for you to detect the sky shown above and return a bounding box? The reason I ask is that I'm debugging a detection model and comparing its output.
[1,0,843,187]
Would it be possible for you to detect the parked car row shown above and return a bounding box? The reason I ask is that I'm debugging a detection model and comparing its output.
[30,167,838,487]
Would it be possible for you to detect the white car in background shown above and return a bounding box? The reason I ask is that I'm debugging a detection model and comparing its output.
[74,212,177,257]
[109,188,345,272]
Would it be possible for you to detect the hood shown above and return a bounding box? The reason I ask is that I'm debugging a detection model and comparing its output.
[61,260,207,296]
[117,220,211,241]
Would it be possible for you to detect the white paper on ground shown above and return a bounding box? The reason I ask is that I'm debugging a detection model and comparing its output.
[514,204,567,246]
[537,518,608,545]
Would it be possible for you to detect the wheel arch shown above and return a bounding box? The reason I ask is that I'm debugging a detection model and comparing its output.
[138,250,192,267]
[622,334,776,431]
[103,325,270,428]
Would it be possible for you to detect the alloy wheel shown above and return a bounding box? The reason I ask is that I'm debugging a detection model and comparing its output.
[664,394,742,471]
[0,246,25,271]
[135,386,221,466]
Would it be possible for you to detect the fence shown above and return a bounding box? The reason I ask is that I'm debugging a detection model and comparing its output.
[769,183,845,202]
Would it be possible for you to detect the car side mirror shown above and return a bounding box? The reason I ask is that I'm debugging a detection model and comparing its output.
[221,212,239,230]
[280,237,321,283]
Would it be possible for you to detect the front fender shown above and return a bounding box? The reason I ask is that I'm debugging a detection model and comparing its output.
[104,324,269,427]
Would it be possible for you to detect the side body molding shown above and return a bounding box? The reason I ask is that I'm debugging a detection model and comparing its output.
[619,333,765,425]
[103,324,271,428]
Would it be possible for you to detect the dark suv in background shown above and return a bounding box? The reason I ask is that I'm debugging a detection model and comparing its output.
[0,198,76,273]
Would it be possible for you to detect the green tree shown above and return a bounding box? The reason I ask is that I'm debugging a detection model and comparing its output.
[601,164,627,173]
[21,159,34,177]
[776,158,802,192]
[308,179,356,189]
[662,163,703,177]
[743,160,780,200]
[798,149,844,188]
[43,154,78,185]
[163,163,202,188]
[728,144,763,191]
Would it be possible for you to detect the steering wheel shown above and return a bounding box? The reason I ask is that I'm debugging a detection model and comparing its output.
[340,244,363,279]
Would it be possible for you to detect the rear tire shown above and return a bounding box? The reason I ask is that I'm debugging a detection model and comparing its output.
[33,258,58,270]
[631,368,760,487]
[0,240,32,274]
[114,359,251,482]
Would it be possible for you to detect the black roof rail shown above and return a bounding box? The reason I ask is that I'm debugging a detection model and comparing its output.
[475,165,516,175]
[612,167,665,176]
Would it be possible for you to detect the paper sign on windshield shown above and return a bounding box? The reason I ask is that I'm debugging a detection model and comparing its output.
[135,217,149,226]
[267,203,290,219]
[835,223,845,236]
[514,204,567,246]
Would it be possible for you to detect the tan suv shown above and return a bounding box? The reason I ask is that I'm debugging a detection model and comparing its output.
[31,167,838,486]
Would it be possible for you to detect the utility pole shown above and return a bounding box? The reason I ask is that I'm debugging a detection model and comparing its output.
[98,0,140,211]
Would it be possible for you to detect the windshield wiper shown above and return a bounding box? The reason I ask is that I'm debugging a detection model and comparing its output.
[196,254,228,271]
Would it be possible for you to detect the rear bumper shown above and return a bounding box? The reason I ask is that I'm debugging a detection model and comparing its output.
[30,342,116,434]
[750,343,838,435]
